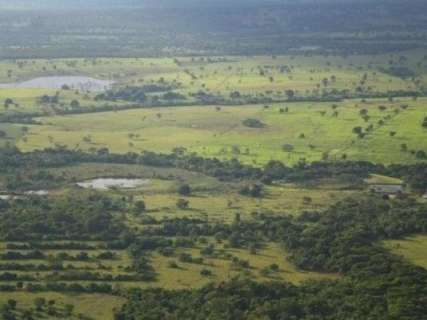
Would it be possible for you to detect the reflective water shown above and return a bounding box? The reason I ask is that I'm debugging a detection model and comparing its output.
[76,178,150,190]
[0,76,113,92]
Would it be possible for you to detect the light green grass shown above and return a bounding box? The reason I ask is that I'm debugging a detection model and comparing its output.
[137,184,356,223]
[365,174,403,185]
[1,51,424,98]
[383,235,427,269]
[0,292,125,320]
[48,163,224,193]
[0,123,25,147]
[147,242,339,289]
[17,98,427,166]
[0,50,425,117]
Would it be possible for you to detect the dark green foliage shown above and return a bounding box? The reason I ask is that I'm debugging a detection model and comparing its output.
[177,184,191,196]
[242,118,265,128]
[39,95,59,104]
[133,200,146,215]
[96,87,147,103]
[380,66,416,79]
[162,92,186,101]
[116,196,427,320]
[176,199,189,209]
[0,193,125,241]
[239,184,263,198]
[1,147,427,191]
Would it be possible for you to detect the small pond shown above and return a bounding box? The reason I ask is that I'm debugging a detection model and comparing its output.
[0,76,113,92]
[76,178,150,190]
[0,190,49,199]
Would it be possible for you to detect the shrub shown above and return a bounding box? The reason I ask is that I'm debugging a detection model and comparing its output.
[242,118,265,128]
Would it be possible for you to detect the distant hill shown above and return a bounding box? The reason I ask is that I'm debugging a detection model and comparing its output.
[0,0,283,10]
[0,0,404,10]
[0,0,141,10]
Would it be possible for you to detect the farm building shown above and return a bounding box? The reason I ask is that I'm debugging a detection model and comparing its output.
[369,184,404,195]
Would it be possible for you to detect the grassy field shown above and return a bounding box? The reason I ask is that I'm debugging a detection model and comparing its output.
[14,97,427,165]
[147,242,339,289]
[365,174,403,185]
[0,50,425,119]
[0,51,426,97]
[383,235,427,269]
[47,163,224,193]
[132,184,357,223]
[44,162,358,221]
[45,163,355,222]
[0,123,24,147]
[0,292,125,320]
[1,51,426,166]
[0,239,337,318]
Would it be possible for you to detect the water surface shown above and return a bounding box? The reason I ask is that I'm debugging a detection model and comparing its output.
[77,178,150,190]
[0,76,113,92]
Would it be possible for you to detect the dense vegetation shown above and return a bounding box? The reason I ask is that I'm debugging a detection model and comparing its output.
[0,193,125,241]
[2,147,427,191]
[116,196,427,320]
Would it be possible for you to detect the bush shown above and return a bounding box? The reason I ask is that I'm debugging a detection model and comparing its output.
[178,184,191,196]
[200,269,212,276]
[176,199,190,209]
[242,118,265,128]
[239,184,263,198]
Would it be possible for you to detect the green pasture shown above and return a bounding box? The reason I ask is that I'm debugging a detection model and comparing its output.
[147,242,339,290]
[131,184,357,223]
[0,50,425,98]
[365,174,403,185]
[15,97,427,166]
[46,163,224,194]
[383,235,427,269]
[0,292,125,320]
[47,163,354,222]
[0,50,425,117]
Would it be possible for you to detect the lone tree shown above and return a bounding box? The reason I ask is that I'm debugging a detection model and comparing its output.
[176,199,189,209]
[70,99,80,109]
[4,98,13,109]
[34,297,46,311]
[242,118,265,128]
[7,299,17,310]
[285,89,295,100]
[352,126,363,135]
[64,304,74,317]
[178,184,191,196]
[416,150,427,159]
[239,184,263,198]
[133,200,146,215]
[282,144,294,152]
[359,109,368,117]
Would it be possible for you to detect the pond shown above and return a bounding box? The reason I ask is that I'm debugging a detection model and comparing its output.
[0,190,49,199]
[0,76,113,92]
[76,178,150,190]
[25,190,50,196]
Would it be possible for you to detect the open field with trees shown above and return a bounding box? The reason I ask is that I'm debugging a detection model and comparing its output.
[13,97,427,165]
[0,50,425,167]
[0,292,125,320]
